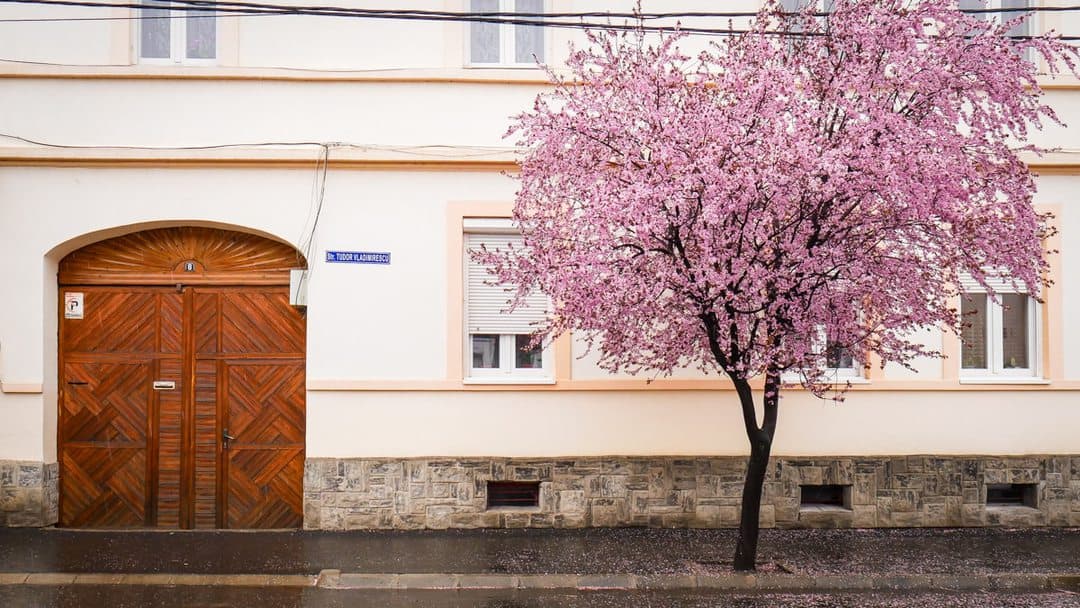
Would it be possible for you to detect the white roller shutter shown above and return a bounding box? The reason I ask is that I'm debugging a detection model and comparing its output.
[466,233,550,334]
[957,269,1027,293]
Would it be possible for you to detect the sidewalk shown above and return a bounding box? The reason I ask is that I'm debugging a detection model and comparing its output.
[0,527,1078,593]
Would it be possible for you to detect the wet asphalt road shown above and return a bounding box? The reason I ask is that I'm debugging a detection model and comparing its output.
[2,586,1080,608]
[1,527,1078,576]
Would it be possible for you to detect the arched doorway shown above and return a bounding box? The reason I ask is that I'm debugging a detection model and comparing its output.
[57,227,307,529]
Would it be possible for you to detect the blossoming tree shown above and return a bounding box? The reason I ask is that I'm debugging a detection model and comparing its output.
[484,0,1076,570]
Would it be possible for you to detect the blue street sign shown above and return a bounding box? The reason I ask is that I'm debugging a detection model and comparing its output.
[325,251,391,265]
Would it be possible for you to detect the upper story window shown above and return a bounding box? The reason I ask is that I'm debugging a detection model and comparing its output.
[960,0,1032,39]
[782,329,862,384]
[139,1,216,64]
[823,341,860,381]
[959,274,1041,380]
[468,0,545,67]
[464,220,552,383]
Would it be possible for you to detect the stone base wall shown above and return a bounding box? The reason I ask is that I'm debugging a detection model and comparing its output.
[0,461,58,527]
[304,456,1080,530]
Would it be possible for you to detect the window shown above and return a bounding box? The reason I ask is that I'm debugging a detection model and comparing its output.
[138,1,216,63]
[781,329,862,384]
[468,0,545,66]
[959,0,1033,60]
[959,275,1040,380]
[464,221,552,382]
[823,340,860,381]
[959,0,1031,38]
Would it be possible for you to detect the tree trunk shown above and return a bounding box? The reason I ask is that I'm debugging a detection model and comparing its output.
[733,428,773,571]
[730,374,779,572]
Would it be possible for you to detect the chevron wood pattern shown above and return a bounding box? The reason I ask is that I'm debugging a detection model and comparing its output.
[59,229,306,529]
[62,290,158,354]
[59,361,151,527]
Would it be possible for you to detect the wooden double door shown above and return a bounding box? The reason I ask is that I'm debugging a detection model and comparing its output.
[58,228,306,529]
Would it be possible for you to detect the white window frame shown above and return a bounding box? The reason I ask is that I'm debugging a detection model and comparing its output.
[463,219,553,384]
[960,0,1037,61]
[782,326,866,385]
[958,288,1042,382]
[135,1,218,65]
[465,0,547,68]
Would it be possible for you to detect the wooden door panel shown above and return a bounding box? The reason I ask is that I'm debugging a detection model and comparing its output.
[61,362,149,443]
[62,448,147,527]
[59,361,151,527]
[155,357,183,528]
[193,359,219,529]
[222,360,305,529]
[62,291,159,354]
[220,291,305,354]
[225,449,304,529]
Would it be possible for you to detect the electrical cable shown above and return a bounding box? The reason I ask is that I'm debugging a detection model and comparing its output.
[0,132,521,157]
[0,0,1078,39]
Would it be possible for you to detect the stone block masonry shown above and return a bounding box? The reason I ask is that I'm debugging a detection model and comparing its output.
[0,461,58,527]
[303,455,1080,530]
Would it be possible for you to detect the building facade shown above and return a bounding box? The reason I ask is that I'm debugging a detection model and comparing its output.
[1,0,1079,530]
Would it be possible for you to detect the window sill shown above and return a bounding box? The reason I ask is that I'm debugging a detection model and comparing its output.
[781,375,869,385]
[958,377,1050,385]
[463,377,556,385]
[463,63,544,70]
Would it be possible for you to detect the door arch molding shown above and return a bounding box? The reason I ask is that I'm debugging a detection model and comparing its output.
[59,225,307,286]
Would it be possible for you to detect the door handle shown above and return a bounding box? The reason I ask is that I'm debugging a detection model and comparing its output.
[222,429,236,446]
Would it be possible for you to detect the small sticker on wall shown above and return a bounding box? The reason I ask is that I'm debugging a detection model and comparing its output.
[64,292,84,319]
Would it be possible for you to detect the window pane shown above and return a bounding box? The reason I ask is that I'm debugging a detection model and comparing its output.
[1001,294,1029,369]
[961,295,988,369]
[470,0,500,63]
[472,334,500,368]
[1002,0,1031,38]
[514,0,544,63]
[186,10,216,59]
[140,1,171,59]
[958,0,987,21]
[515,334,543,369]
[825,342,853,369]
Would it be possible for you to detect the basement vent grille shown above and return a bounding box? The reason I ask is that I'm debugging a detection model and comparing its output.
[486,481,540,509]
[986,483,1038,508]
[800,484,850,509]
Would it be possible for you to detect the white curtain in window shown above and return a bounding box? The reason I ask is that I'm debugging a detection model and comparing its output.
[470,0,500,63]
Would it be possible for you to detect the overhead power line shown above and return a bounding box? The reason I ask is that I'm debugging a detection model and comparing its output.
[1,0,1080,38]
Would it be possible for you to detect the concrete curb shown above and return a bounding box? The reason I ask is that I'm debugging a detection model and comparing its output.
[1,571,1077,593]
[0,573,318,587]
[321,571,1080,593]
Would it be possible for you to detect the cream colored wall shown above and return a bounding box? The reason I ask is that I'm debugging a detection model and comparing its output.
[306,170,512,381]
[1032,175,1079,379]
[0,80,542,148]
[0,396,47,461]
[307,389,1080,458]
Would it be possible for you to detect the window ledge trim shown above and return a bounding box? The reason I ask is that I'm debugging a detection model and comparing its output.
[958,377,1050,385]
[463,377,556,385]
